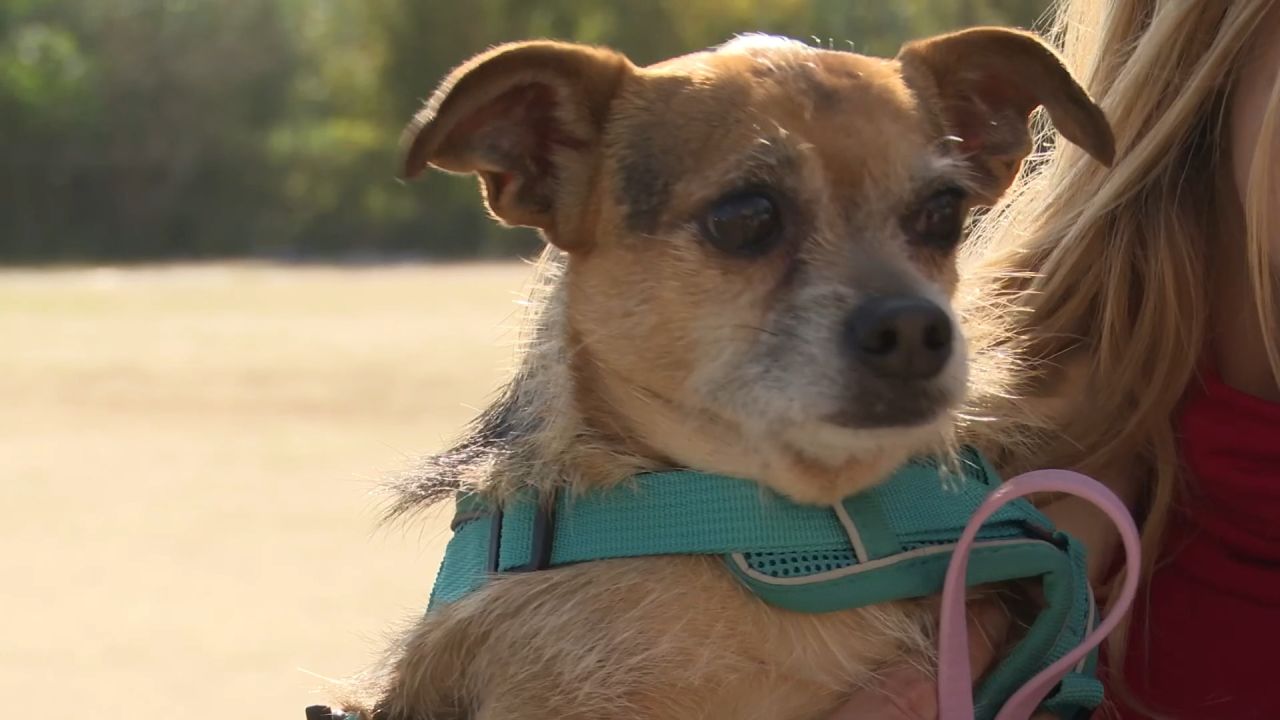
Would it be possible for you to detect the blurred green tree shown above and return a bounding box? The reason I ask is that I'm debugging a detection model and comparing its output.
[0,0,1049,262]
[1,0,298,260]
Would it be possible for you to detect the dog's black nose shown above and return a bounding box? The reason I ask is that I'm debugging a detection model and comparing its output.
[843,297,953,380]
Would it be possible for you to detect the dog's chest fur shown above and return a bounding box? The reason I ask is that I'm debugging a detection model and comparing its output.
[375,555,934,719]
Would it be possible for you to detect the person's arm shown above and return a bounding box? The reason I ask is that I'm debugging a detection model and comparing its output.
[1040,458,1143,587]
[828,601,1054,720]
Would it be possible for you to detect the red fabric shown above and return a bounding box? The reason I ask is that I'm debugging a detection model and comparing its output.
[1108,369,1280,719]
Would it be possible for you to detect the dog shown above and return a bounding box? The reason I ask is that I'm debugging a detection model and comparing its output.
[338,27,1113,720]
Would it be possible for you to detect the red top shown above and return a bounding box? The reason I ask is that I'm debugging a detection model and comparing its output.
[1109,369,1280,719]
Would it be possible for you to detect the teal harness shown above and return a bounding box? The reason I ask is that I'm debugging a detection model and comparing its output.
[426,448,1102,719]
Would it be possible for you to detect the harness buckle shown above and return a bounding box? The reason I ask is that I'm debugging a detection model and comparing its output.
[486,489,557,574]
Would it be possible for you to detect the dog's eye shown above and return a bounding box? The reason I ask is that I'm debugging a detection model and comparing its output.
[906,187,968,250]
[701,191,782,257]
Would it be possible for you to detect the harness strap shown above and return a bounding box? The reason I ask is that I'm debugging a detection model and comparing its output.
[417,449,1107,720]
[431,451,1037,608]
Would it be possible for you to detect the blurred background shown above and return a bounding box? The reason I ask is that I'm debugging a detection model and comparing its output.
[1,0,1047,716]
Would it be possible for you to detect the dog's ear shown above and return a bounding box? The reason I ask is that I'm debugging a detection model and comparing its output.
[897,27,1115,204]
[401,41,633,250]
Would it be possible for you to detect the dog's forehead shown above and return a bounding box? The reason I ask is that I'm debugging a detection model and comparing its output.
[610,39,933,233]
[649,38,909,111]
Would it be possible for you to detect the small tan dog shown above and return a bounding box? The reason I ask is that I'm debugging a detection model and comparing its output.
[340,28,1112,720]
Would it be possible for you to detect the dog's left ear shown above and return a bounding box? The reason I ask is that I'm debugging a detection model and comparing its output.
[401,41,634,250]
[898,28,1115,204]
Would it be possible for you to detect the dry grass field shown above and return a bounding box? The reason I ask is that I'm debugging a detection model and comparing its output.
[0,262,535,717]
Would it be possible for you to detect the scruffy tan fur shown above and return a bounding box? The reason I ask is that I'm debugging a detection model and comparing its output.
[334,28,1113,720]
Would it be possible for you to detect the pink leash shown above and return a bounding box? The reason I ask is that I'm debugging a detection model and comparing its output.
[936,469,1143,719]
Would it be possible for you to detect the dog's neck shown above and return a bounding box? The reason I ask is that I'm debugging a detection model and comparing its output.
[388,250,665,516]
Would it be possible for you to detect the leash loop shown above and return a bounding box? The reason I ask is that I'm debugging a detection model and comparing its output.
[936,470,1142,720]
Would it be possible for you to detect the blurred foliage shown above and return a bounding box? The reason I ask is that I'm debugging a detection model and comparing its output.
[0,0,1049,262]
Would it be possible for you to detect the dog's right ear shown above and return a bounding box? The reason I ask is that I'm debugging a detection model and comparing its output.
[401,41,633,250]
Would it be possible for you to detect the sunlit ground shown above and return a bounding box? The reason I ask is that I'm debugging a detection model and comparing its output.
[0,262,535,717]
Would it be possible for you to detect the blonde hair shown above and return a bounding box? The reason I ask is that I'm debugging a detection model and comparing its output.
[961,0,1280,680]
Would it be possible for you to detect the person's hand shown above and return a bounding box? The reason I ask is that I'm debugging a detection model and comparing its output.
[826,599,1057,720]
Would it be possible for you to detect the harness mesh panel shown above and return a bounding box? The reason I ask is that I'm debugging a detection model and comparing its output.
[741,548,857,577]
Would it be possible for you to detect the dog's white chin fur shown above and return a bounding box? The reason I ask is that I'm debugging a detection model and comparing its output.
[600,347,965,505]
[780,416,950,469]
[637,403,954,506]
[737,348,968,503]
